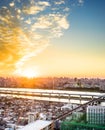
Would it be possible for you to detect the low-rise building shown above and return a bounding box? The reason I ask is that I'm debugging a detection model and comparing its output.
[17,120,54,130]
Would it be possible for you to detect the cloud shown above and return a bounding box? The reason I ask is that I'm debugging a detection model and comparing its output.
[23,6,44,15]
[0,12,47,75]
[0,0,70,76]
[9,2,15,7]
[57,16,69,29]
[38,1,50,6]
[32,16,52,29]
[23,1,50,15]
[78,0,84,5]
[55,0,65,5]
[64,7,70,12]
[25,19,32,24]
[32,14,69,38]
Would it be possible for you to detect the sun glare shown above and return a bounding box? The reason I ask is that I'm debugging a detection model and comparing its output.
[20,68,39,78]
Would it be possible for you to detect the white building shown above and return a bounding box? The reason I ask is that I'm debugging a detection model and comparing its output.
[87,106,105,125]
[17,120,54,130]
[28,112,39,123]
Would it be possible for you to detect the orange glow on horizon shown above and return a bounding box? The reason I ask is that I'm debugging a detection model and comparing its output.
[15,68,39,78]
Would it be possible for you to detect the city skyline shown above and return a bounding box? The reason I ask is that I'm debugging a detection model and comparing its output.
[0,0,105,78]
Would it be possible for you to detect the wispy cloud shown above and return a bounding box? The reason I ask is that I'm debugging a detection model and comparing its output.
[0,0,83,76]
[55,0,65,5]
[78,0,84,5]
[23,1,50,15]
[32,14,69,38]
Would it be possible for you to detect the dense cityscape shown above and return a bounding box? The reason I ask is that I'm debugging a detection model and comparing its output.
[0,77,105,91]
[0,77,105,130]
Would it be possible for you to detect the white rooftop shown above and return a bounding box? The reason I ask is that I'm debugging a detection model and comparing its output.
[18,120,53,130]
[87,105,105,109]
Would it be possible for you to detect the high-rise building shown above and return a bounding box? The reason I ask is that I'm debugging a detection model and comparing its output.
[87,106,105,125]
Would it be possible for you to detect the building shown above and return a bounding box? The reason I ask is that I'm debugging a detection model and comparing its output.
[72,111,84,121]
[17,120,54,130]
[87,106,105,125]
[28,112,39,123]
[61,121,105,130]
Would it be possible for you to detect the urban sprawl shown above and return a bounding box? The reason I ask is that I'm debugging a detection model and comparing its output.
[0,77,105,130]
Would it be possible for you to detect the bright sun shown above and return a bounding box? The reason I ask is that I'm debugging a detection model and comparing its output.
[20,68,39,78]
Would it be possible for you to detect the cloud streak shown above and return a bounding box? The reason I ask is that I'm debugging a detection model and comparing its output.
[0,0,70,76]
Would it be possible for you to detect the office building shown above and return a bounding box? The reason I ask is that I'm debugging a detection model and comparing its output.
[87,106,105,125]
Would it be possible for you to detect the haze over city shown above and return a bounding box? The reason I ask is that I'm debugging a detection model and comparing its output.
[0,0,105,78]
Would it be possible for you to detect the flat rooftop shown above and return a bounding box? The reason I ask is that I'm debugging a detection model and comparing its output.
[18,120,53,130]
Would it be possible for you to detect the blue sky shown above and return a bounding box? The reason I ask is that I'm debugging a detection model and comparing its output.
[53,0,105,57]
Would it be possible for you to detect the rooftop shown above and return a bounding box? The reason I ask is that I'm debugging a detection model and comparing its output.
[18,120,53,130]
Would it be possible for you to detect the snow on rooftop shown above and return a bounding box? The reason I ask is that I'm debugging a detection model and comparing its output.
[18,120,53,130]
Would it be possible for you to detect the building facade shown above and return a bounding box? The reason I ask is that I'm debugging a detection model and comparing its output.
[87,106,105,125]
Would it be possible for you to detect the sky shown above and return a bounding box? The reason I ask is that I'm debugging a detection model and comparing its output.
[0,0,105,78]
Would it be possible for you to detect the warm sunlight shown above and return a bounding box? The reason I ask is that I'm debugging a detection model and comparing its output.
[22,69,39,78]
[18,68,39,78]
